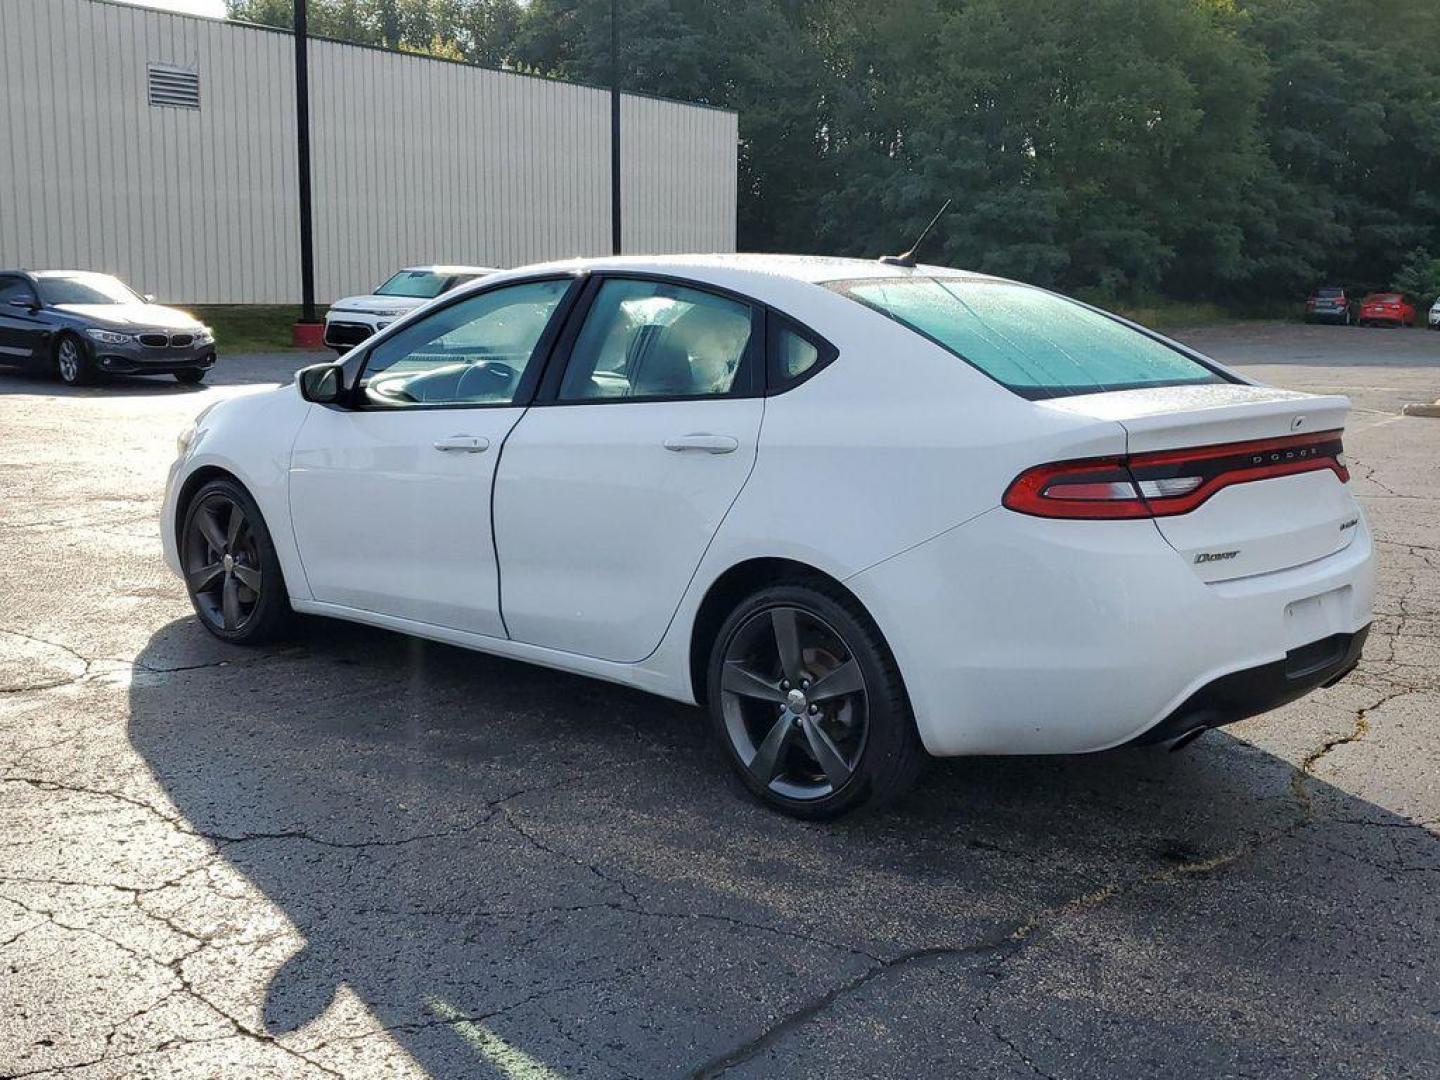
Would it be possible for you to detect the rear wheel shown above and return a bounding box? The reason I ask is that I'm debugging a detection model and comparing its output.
[181,478,292,644]
[707,581,924,819]
[175,368,206,384]
[54,334,91,385]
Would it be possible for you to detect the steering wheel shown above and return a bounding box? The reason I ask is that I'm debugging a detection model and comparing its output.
[456,360,519,400]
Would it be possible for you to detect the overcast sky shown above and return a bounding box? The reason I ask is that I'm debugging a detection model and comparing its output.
[113,0,228,17]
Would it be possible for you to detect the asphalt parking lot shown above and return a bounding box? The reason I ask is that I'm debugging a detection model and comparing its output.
[1,322,1437,1079]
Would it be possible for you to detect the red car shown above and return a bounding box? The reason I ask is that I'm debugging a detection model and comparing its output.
[1357,292,1416,327]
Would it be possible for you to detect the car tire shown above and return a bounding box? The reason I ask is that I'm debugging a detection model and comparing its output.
[706,580,925,819]
[174,368,206,384]
[180,477,293,645]
[54,333,92,386]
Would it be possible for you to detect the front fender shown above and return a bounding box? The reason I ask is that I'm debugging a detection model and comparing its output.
[162,386,314,601]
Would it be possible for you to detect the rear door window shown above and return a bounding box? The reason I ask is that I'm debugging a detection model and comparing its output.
[557,278,758,402]
[829,277,1229,399]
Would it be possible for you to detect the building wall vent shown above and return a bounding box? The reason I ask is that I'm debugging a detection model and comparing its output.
[148,64,200,110]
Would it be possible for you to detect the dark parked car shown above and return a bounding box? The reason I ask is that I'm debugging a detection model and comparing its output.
[1305,285,1352,324]
[0,270,216,385]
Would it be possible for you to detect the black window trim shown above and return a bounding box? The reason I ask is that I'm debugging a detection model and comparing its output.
[824,275,1236,401]
[533,271,766,407]
[339,273,586,412]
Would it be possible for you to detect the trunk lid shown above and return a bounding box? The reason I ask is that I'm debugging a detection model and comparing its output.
[1041,385,1358,582]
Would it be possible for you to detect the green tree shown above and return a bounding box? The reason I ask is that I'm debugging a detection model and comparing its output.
[1394,247,1440,304]
[222,0,1440,306]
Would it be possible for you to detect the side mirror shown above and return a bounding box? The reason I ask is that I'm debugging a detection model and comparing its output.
[297,363,345,404]
[142,294,156,303]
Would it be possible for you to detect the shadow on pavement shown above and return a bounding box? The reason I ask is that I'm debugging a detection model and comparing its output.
[126,616,1440,1078]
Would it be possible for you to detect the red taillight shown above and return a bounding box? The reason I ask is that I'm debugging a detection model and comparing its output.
[1003,430,1349,520]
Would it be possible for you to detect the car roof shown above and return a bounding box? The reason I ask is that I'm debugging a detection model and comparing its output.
[486,253,1000,289]
[29,269,120,278]
[397,265,499,275]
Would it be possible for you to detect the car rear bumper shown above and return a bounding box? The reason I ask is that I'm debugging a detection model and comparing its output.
[1125,624,1368,745]
[846,505,1375,757]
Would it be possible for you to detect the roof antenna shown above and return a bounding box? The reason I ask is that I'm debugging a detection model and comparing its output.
[878,198,952,268]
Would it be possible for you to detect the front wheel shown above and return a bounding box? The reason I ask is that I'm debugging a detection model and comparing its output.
[54,334,92,385]
[707,581,925,819]
[181,478,293,644]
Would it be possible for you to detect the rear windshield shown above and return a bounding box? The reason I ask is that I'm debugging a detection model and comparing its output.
[1315,287,1343,297]
[827,277,1229,400]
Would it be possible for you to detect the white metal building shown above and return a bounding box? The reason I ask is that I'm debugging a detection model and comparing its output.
[0,0,739,304]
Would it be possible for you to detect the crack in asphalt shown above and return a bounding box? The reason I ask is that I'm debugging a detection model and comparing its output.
[0,626,310,696]
[688,677,1433,1080]
[687,941,1013,1079]
[1289,687,1421,813]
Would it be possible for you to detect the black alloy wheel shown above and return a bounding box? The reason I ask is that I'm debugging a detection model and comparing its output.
[181,479,291,643]
[708,582,924,818]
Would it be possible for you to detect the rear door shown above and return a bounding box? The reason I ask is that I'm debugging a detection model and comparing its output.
[1042,384,1358,582]
[493,275,765,662]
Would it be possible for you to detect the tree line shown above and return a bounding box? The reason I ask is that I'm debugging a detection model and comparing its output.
[227,0,1440,305]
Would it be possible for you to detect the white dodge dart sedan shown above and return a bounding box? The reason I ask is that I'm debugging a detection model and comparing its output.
[162,255,1374,817]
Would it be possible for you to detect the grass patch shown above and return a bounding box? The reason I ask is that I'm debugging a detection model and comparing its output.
[184,305,328,353]
[1073,291,1305,330]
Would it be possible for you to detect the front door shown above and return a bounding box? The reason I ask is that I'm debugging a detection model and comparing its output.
[289,277,575,636]
[494,276,765,662]
[0,276,45,366]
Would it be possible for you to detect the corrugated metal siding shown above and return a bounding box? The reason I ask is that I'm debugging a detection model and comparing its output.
[0,0,737,304]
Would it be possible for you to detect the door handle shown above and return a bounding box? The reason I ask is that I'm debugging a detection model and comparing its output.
[433,435,490,453]
[663,434,739,454]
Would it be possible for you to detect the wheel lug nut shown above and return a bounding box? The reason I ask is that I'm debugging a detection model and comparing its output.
[809,704,819,714]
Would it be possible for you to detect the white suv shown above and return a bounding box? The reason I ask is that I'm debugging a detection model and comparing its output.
[1428,296,1440,330]
[324,266,497,352]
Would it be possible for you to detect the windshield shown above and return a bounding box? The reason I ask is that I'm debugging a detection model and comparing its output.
[1315,287,1343,298]
[828,277,1229,400]
[374,270,451,299]
[36,272,142,306]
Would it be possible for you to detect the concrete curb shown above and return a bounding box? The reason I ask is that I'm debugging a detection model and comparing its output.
[1402,399,1440,417]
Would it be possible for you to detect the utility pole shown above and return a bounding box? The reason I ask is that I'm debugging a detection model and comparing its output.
[610,0,621,255]
[293,0,319,338]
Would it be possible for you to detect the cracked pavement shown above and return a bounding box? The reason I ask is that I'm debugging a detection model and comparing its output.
[1,324,1438,1079]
